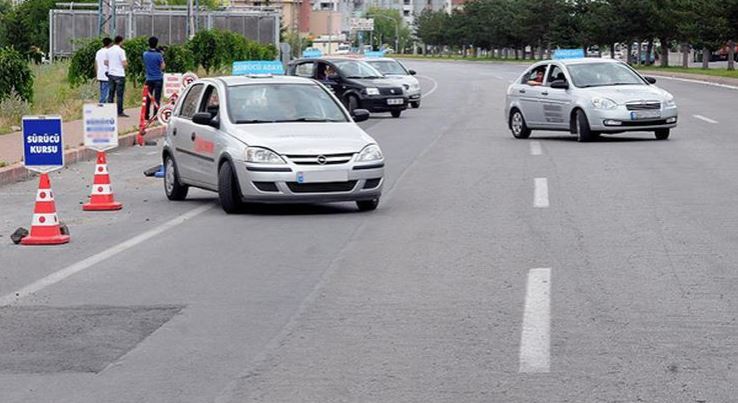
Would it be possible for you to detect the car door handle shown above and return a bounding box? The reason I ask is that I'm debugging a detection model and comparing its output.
[191,132,196,141]
[542,91,549,96]
[172,128,177,136]
[519,89,526,94]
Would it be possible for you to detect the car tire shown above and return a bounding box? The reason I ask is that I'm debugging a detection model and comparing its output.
[510,109,531,139]
[347,95,359,115]
[391,110,402,118]
[164,155,188,201]
[575,109,594,142]
[357,198,379,212]
[218,162,243,214]
[655,128,670,140]
[410,101,420,109]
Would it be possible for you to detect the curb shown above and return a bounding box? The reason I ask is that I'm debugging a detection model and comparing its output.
[0,126,165,187]
[646,73,738,91]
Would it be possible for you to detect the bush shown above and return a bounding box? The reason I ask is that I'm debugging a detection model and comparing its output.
[67,38,102,86]
[0,46,33,102]
[122,36,149,85]
[187,30,223,73]
[0,89,31,127]
[163,44,196,73]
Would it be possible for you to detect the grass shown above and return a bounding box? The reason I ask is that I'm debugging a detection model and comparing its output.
[0,61,144,135]
[635,64,738,79]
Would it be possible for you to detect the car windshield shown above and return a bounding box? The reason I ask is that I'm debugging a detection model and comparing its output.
[333,60,384,79]
[567,63,646,88]
[227,84,348,124]
[365,60,407,75]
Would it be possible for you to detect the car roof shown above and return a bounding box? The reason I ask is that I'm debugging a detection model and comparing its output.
[203,75,316,87]
[538,58,623,66]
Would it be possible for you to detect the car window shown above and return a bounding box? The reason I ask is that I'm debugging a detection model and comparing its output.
[546,65,565,84]
[199,85,220,116]
[227,83,349,124]
[522,65,548,86]
[178,84,204,119]
[294,63,314,78]
[365,60,407,75]
[332,60,383,79]
[567,62,646,88]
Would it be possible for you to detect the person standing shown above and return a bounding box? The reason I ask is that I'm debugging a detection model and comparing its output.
[106,36,129,117]
[143,36,165,121]
[94,37,112,104]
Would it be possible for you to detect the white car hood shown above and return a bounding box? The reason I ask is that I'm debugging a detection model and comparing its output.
[230,122,375,155]
[581,85,671,104]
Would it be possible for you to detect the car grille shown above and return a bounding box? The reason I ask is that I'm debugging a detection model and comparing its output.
[284,153,354,165]
[379,87,404,96]
[287,181,357,193]
[625,101,661,110]
[253,182,279,192]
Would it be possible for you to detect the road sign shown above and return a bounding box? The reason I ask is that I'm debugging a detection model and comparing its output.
[351,17,374,31]
[163,73,183,98]
[232,60,285,75]
[364,50,385,58]
[302,48,323,58]
[83,104,118,151]
[22,116,64,173]
[553,49,585,59]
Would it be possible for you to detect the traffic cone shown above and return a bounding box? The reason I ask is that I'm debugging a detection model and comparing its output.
[20,173,70,245]
[83,151,123,211]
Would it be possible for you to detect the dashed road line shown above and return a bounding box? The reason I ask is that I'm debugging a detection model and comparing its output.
[693,114,718,124]
[530,141,542,156]
[534,178,549,208]
[519,268,551,373]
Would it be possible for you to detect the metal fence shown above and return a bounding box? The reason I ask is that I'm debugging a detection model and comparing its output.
[49,7,280,58]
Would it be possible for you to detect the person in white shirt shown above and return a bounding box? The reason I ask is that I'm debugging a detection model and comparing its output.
[94,37,112,104]
[106,36,129,117]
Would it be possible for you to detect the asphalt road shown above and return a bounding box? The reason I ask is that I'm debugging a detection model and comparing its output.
[1,60,738,402]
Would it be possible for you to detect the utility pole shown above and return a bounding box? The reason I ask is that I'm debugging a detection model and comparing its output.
[98,0,116,36]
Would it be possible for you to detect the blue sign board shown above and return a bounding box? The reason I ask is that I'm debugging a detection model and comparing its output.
[22,116,64,172]
[364,50,385,58]
[232,60,285,76]
[553,49,585,60]
[302,48,323,59]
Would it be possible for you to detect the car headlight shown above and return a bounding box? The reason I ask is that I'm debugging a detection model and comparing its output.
[357,144,383,162]
[591,97,617,110]
[366,87,380,96]
[664,94,676,107]
[245,147,285,164]
[411,83,420,90]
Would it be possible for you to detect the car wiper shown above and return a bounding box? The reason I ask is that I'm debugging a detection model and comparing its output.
[275,118,343,123]
[235,119,274,124]
[609,82,641,86]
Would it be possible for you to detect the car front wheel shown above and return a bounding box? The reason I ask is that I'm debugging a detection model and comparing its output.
[575,110,594,142]
[410,101,420,108]
[164,155,188,201]
[510,109,531,139]
[655,128,670,140]
[218,162,243,214]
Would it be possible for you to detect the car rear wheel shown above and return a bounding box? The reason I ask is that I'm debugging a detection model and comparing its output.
[347,95,359,115]
[655,128,670,140]
[164,155,188,201]
[391,110,402,118]
[356,198,379,211]
[218,162,243,214]
[575,110,594,142]
[410,101,420,109]
[510,109,531,139]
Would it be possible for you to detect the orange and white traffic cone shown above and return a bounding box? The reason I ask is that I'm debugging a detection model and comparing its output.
[82,151,123,211]
[21,173,70,245]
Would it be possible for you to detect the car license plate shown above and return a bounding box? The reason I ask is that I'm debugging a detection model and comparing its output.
[387,98,404,105]
[630,110,661,120]
[296,170,348,183]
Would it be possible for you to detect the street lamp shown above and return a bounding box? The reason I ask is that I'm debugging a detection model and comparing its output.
[371,14,400,54]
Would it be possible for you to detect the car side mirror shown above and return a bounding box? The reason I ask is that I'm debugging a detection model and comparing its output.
[352,109,370,122]
[408,69,417,75]
[192,111,219,128]
[550,79,569,89]
[644,76,657,84]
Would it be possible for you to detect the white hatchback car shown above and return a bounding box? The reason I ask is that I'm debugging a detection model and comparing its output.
[505,58,678,141]
[163,75,385,213]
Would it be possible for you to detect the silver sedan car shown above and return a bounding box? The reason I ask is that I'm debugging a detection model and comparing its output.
[163,75,385,213]
[505,58,678,141]
[363,57,422,108]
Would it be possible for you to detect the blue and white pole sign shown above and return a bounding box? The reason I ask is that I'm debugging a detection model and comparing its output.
[232,60,285,76]
[22,115,64,173]
[83,103,118,151]
[553,49,585,59]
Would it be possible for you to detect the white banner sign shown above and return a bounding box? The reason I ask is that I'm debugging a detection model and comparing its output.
[350,17,374,31]
[163,73,183,99]
[83,104,118,151]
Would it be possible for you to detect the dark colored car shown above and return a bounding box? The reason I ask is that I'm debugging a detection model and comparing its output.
[287,57,408,118]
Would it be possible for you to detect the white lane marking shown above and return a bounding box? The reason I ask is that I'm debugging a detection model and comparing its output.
[693,114,718,124]
[648,74,738,91]
[0,203,213,306]
[530,141,542,156]
[519,268,551,373]
[416,74,439,97]
[534,178,549,208]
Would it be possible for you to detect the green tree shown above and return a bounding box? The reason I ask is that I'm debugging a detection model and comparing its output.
[0,0,56,54]
[0,46,34,102]
[67,38,103,86]
[366,8,411,52]
[187,29,224,73]
[163,44,196,73]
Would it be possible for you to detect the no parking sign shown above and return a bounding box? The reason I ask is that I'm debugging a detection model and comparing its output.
[22,115,64,173]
